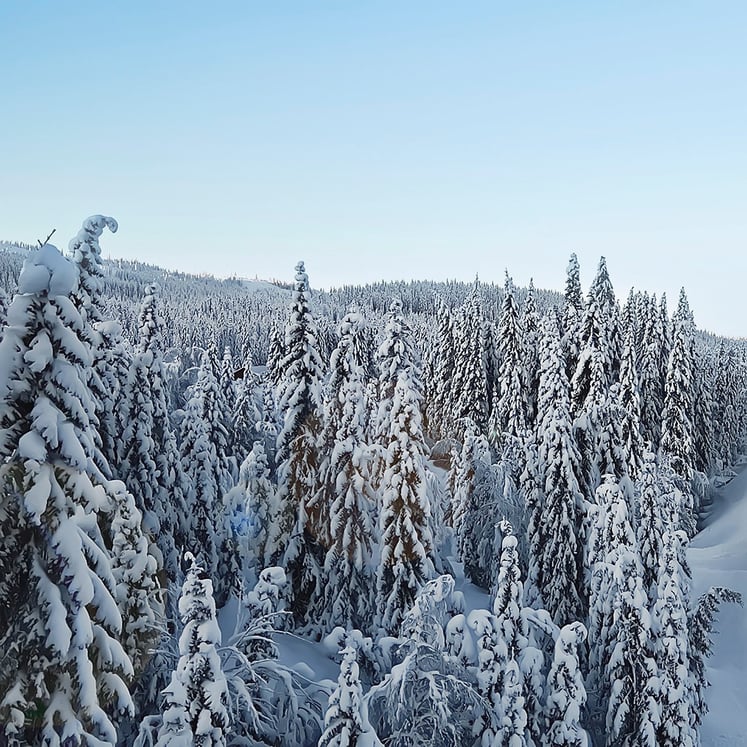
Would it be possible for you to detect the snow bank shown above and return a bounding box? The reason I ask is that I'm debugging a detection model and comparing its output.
[690,467,747,746]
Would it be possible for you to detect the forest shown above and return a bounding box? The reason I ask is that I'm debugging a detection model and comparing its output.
[0,215,744,747]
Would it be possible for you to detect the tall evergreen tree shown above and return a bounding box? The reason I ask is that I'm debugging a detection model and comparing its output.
[0,244,156,745]
[119,283,186,582]
[156,555,230,747]
[534,313,586,626]
[321,365,377,633]
[543,622,590,747]
[274,261,327,625]
[375,369,435,635]
[491,273,528,446]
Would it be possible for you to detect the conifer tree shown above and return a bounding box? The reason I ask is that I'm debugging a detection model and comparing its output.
[319,644,382,747]
[179,386,222,591]
[491,273,528,446]
[0,244,155,745]
[660,289,696,531]
[452,284,488,435]
[493,524,544,745]
[522,279,542,426]
[636,449,666,600]
[428,299,457,439]
[376,368,435,635]
[119,283,187,582]
[223,441,277,588]
[68,215,121,477]
[586,476,637,732]
[543,622,590,747]
[320,359,377,633]
[535,313,585,626]
[156,555,230,747]
[274,261,327,625]
[618,324,644,480]
[604,552,659,746]
[637,295,664,449]
[652,528,697,746]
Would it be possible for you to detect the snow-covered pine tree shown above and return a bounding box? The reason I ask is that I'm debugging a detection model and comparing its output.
[321,365,378,634]
[274,261,327,627]
[428,298,457,440]
[604,551,659,746]
[493,523,544,745]
[634,449,665,602]
[372,298,419,460]
[588,256,621,377]
[231,348,263,462]
[156,554,230,747]
[452,283,489,437]
[586,475,637,735]
[319,643,382,747]
[179,384,222,594]
[468,608,507,744]
[375,368,435,635]
[223,440,277,588]
[0,244,156,745]
[315,309,370,549]
[637,295,665,450]
[618,323,644,481]
[652,527,697,746]
[561,253,583,383]
[543,622,590,747]
[453,421,501,589]
[522,279,542,427]
[535,312,586,627]
[68,215,121,477]
[660,288,696,531]
[491,272,528,447]
[119,282,187,582]
[93,319,132,475]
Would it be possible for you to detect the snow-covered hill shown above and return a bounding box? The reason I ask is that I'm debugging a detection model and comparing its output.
[690,465,747,746]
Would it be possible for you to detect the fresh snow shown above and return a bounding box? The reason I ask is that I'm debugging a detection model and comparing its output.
[690,461,747,747]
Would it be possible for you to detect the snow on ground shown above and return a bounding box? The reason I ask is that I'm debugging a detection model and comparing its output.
[690,463,747,747]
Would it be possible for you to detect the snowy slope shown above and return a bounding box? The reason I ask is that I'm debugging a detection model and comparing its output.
[690,465,747,746]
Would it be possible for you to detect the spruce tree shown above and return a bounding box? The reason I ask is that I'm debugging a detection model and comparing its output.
[491,272,528,446]
[274,261,327,626]
[535,313,585,626]
[375,369,435,635]
[321,362,377,633]
[0,244,156,745]
[156,555,230,747]
[319,644,382,747]
[543,622,590,747]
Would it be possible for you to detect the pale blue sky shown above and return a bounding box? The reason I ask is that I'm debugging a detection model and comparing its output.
[1,2,745,335]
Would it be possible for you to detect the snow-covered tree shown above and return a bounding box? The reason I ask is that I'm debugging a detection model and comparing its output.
[0,244,154,745]
[319,643,382,747]
[321,366,378,633]
[274,261,327,625]
[543,622,590,747]
[452,284,489,435]
[119,282,187,582]
[223,441,277,588]
[491,272,528,446]
[535,313,586,626]
[156,555,230,747]
[376,368,435,635]
[652,528,697,746]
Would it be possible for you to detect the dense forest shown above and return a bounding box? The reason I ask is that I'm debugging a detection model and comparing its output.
[0,216,744,746]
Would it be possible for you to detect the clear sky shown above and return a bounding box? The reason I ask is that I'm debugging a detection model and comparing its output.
[1,2,745,336]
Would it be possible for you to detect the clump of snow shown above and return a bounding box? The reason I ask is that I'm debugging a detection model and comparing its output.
[18,244,78,296]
